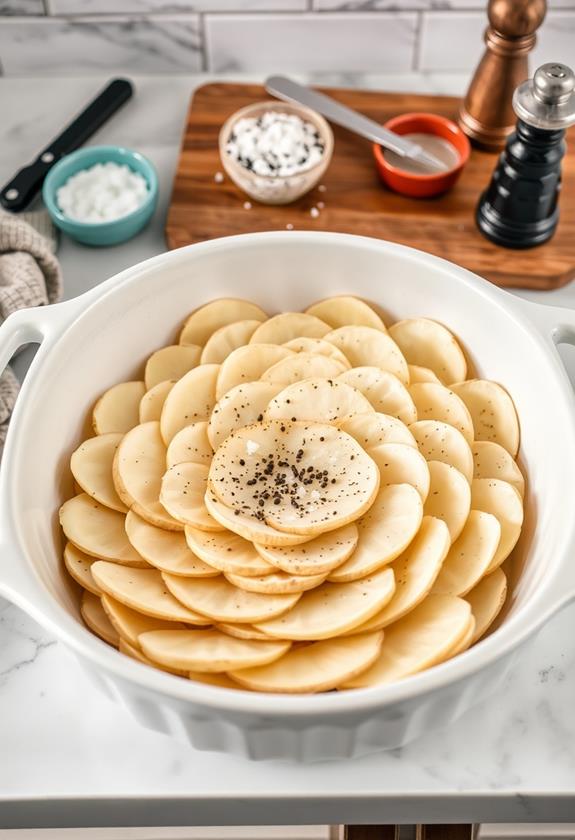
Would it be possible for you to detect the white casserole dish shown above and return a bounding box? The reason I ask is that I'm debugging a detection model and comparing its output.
[1,231,574,762]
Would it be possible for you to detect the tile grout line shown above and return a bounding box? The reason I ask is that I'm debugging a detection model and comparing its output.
[412,9,422,72]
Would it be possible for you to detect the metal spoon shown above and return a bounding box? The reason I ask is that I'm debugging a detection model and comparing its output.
[265,75,447,173]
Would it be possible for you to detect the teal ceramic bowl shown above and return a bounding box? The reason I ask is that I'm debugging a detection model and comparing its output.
[42,145,158,246]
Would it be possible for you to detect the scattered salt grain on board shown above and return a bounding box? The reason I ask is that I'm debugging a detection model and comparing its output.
[286,223,294,230]
[318,184,327,193]
[244,201,252,210]
[214,172,224,184]
[317,201,325,209]
[310,207,320,219]
[56,162,149,224]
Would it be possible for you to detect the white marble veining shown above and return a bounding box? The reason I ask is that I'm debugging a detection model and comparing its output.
[1,73,575,828]
[48,0,308,13]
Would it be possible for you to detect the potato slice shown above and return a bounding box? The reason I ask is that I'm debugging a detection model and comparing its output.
[140,628,290,672]
[139,380,175,423]
[254,523,358,576]
[349,516,450,632]
[163,573,301,624]
[113,421,182,531]
[101,593,184,649]
[91,562,209,624]
[188,671,241,688]
[465,568,507,643]
[451,380,520,457]
[432,510,501,596]
[410,420,474,483]
[204,492,311,547]
[119,638,187,676]
[144,344,201,390]
[125,511,218,577]
[217,623,278,641]
[208,381,281,451]
[225,570,326,594]
[216,344,293,401]
[80,591,119,646]
[64,542,101,595]
[179,298,267,346]
[200,319,262,364]
[369,443,430,501]
[60,494,146,566]
[185,527,275,576]
[409,382,474,444]
[423,460,471,541]
[408,365,441,384]
[344,594,471,688]
[305,296,386,331]
[250,312,331,344]
[209,421,379,536]
[471,479,523,571]
[388,318,467,384]
[324,326,409,385]
[231,631,384,693]
[255,568,395,640]
[92,381,146,435]
[70,433,128,513]
[472,441,525,498]
[339,412,417,450]
[283,337,351,368]
[166,421,213,469]
[160,364,219,444]
[337,367,417,425]
[261,353,347,387]
[161,462,222,531]
[266,379,374,426]
[444,615,476,659]
[329,484,423,583]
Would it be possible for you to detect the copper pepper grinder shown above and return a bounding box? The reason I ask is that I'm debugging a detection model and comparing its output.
[458,0,547,150]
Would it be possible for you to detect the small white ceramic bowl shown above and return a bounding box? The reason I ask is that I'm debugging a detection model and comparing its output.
[219,100,334,205]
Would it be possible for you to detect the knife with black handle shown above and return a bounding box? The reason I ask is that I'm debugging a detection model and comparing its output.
[0,77,134,213]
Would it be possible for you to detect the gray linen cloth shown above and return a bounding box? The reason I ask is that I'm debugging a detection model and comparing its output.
[0,209,63,452]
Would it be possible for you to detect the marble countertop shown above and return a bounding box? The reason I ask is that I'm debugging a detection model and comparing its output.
[1,73,575,831]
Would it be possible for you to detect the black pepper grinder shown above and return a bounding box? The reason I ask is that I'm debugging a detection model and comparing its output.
[476,62,575,248]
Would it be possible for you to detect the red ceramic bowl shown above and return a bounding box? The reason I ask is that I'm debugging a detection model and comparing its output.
[373,112,471,198]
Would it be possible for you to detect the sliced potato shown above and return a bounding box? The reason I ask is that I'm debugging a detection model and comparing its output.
[92,381,146,435]
[337,367,416,425]
[161,462,222,531]
[283,337,351,367]
[250,312,330,344]
[340,412,417,450]
[254,523,358,576]
[140,628,290,672]
[185,527,275,576]
[231,631,383,693]
[217,622,278,641]
[471,479,523,571]
[410,420,474,483]
[144,344,201,391]
[101,593,184,649]
[388,318,467,384]
[423,460,471,541]
[324,326,409,385]
[472,441,525,498]
[60,494,146,566]
[329,484,423,583]
[409,382,474,444]
[225,569,326,594]
[444,615,476,659]
[432,510,501,596]
[188,671,241,688]
[200,319,262,364]
[63,542,101,595]
[261,353,347,387]
[70,433,128,513]
[305,296,386,331]
[204,492,311,547]
[166,421,213,469]
[208,381,280,451]
[80,591,119,646]
[209,421,379,536]
[216,344,293,401]
[139,380,175,423]
[408,365,441,384]
[91,561,209,623]
[465,567,507,643]
[344,594,471,688]
[255,568,395,641]
[125,511,218,577]
[119,637,187,676]
[266,378,374,425]
[113,421,182,531]
[163,573,301,624]
[179,298,267,346]
[369,443,430,501]
[160,364,219,445]
[452,380,520,457]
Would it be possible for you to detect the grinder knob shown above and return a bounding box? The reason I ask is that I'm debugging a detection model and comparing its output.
[513,62,575,130]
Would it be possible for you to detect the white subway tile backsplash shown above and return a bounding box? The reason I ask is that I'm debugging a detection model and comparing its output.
[0,0,44,13]
[48,0,307,13]
[205,12,418,72]
[314,0,575,8]
[0,17,203,76]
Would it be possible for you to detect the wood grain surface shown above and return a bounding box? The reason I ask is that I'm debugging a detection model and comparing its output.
[166,82,575,290]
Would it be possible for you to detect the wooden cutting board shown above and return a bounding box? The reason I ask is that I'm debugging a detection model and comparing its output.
[166,82,575,290]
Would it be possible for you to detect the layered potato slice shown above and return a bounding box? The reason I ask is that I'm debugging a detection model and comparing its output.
[388,318,467,384]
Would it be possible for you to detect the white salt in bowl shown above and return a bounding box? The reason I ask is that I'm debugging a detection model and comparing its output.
[219,100,334,205]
